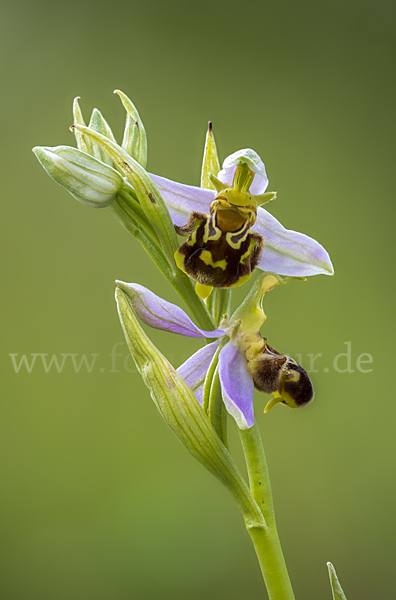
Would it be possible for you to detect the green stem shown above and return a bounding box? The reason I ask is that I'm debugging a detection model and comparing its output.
[117,188,160,245]
[110,200,170,275]
[239,423,295,600]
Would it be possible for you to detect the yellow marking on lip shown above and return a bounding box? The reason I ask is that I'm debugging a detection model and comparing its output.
[226,228,249,249]
[174,249,187,272]
[203,216,221,242]
[239,237,256,264]
[187,222,201,246]
[200,250,227,271]
[228,272,252,288]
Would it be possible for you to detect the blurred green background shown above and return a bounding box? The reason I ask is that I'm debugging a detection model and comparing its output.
[2,0,395,598]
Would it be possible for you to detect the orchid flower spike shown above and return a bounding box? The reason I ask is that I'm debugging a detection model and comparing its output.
[116,274,314,430]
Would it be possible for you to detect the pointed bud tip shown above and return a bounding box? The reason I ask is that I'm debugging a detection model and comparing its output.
[32,146,50,160]
[115,280,134,298]
[208,121,213,131]
[113,89,129,103]
[115,284,128,304]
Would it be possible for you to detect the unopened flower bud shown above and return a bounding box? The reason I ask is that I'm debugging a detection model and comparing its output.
[72,97,91,155]
[88,108,117,166]
[115,90,147,168]
[33,145,124,208]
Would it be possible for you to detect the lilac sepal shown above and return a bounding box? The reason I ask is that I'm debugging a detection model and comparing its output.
[150,173,215,227]
[150,174,333,277]
[115,281,225,338]
[254,207,334,277]
[218,342,254,430]
[177,342,220,405]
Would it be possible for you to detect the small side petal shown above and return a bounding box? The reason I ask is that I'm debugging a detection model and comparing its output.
[150,173,214,226]
[217,149,269,195]
[253,207,334,276]
[177,341,220,405]
[218,342,254,430]
[116,281,225,338]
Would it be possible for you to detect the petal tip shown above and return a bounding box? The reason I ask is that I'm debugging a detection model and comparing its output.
[320,257,334,276]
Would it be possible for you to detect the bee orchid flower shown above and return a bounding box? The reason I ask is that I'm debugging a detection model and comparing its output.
[117,273,314,430]
[150,148,334,280]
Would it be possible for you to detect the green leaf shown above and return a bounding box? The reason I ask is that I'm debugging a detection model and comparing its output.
[327,562,348,600]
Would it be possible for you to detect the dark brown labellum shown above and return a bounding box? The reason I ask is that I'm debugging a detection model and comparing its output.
[174,206,263,289]
[245,339,314,409]
[282,359,314,407]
